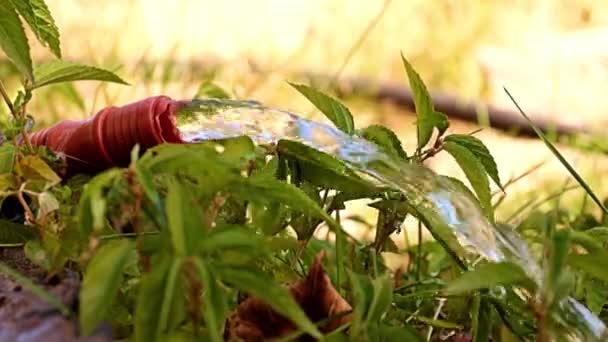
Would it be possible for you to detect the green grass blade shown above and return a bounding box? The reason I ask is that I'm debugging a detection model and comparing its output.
[504,87,608,216]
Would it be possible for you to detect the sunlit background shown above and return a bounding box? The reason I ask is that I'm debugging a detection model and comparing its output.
[2,0,608,252]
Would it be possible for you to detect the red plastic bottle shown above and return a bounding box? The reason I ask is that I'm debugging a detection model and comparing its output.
[29,96,184,175]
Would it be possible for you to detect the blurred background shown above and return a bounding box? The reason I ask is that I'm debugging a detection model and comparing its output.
[1,0,608,245]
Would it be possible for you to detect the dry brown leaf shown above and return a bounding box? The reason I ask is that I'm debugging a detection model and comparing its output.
[225,250,352,341]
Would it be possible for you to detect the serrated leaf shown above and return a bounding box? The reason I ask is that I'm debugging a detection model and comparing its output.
[0,143,16,174]
[17,155,61,186]
[217,265,321,339]
[445,262,535,294]
[443,141,493,219]
[401,53,449,149]
[30,60,129,89]
[9,0,61,58]
[290,83,355,135]
[444,134,502,189]
[359,124,408,160]
[0,1,33,81]
[79,239,134,335]
[232,172,341,233]
[0,219,36,246]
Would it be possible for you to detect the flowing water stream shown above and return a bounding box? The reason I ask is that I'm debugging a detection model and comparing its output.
[175,99,606,340]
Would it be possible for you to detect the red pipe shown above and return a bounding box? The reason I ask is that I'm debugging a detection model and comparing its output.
[30,96,184,175]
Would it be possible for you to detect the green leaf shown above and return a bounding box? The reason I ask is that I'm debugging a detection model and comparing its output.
[277,139,374,194]
[30,60,129,89]
[359,124,408,160]
[194,79,230,99]
[0,143,16,174]
[569,251,608,283]
[0,219,36,246]
[290,83,355,134]
[505,88,608,216]
[370,325,425,342]
[135,257,171,342]
[78,168,122,235]
[217,265,321,339]
[366,275,393,323]
[443,141,493,219]
[445,262,535,294]
[198,226,265,254]
[9,0,61,58]
[444,134,502,189]
[17,155,61,186]
[194,258,227,342]
[157,258,182,336]
[80,239,133,335]
[165,180,202,255]
[401,53,448,149]
[232,172,341,233]
[472,295,492,342]
[547,229,570,299]
[0,2,33,81]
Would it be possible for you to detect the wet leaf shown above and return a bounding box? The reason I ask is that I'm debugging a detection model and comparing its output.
[443,141,492,219]
[9,0,61,58]
[30,60,129,89]
[444,134,502,189]
[0,1,33,81]
[80,239,133,335]
[277,139,374,194]
[290,83,355,135]
[445,262,535,294]
[359,124,408,160]
[401,53,448,149]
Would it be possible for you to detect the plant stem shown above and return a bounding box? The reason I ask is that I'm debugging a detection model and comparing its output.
[0,80,15,117]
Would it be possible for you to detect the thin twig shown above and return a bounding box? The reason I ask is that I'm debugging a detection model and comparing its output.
[0,80,15,116]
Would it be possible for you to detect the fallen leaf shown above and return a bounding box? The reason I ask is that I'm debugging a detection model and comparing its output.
[225,250,352,341]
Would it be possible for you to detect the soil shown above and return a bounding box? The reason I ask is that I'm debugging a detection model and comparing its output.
[0,248,111,342]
